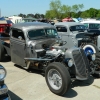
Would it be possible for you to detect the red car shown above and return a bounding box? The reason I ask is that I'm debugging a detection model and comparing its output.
[0,18,13,37]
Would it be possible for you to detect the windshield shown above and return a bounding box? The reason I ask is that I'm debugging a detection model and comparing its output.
[28,28,58,39]
[70,25,86,32]
[89,23,100,29]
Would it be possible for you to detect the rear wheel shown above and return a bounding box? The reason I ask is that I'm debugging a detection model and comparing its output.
[45,62,71,96]
[0,43,5,61]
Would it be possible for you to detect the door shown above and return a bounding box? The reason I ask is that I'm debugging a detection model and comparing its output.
[10,28,26,66]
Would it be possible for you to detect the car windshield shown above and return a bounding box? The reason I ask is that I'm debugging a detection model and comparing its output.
[28,28,58,39]
[70,25,86,32]
[89,23,100,29]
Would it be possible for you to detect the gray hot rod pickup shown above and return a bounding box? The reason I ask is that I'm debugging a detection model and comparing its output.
[0,65,10,100]
[0,22,91,95]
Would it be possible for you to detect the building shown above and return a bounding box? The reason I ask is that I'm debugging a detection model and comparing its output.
[8,16,22,24]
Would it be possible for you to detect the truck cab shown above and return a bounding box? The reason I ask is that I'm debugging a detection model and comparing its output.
[55,22,88,49]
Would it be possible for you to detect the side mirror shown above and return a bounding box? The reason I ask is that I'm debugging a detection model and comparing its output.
[18,36,23,40]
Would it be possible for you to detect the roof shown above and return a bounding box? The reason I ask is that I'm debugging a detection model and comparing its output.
[12,22,55,30]
[81,20,100,24]
[22,17,37,20]
[9,16,22,19]
[55,22,83,27]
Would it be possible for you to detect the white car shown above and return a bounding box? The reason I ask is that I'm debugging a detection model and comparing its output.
[81,20,100,30]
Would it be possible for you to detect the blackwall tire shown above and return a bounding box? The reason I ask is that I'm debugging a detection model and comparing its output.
[92,71,100,78]
[45,62,71,96]
[93,52,100,78]
[0,43,5,61]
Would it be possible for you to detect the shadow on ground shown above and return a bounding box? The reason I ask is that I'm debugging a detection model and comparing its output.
[63,88,78,98]
[8,90,23,100]
[14,64,45,76]
[71,76,95,88]
[63,76,95,98]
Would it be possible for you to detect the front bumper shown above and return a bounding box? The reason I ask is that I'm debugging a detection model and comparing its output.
[0,84,11,100]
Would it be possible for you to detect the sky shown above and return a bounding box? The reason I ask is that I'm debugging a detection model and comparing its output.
[0,0,100,17]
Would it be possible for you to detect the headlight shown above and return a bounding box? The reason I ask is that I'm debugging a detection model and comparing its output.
[88,54,96,61]
[68,59,74,67]
[0,68,6,80]
[91,54,95,61]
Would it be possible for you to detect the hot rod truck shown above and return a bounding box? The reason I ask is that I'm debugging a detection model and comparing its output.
[0,64,11,100]
[0,22,91,95]
[55,22,100,77]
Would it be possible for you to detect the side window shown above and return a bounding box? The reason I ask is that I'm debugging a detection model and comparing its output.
[89,23,100,29]
[56,26,67,32]
[12,29,25,41]
[84,23,88,28]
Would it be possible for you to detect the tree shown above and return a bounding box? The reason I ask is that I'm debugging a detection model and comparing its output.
[45,10,55,19]
[97,10,100,18]
[88,8,98,18]
[40,14,45,18]
[61,5,71,17]
[18,13,26,18]
[34,13,40,18]
[45,0,84,19]
[72,4,84,13]
[49,0,62,19]
[80,11,90,18]
[27,14,34,18]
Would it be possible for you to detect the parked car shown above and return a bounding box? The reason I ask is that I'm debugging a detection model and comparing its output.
[81,20,100,50]
[0,64,11,100]
[0,22,92,95]
[0,18,13,37]
[55,22,100,77]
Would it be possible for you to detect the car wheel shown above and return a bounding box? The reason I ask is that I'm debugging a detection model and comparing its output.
[82,43,99,55]
[45,62,71,96]
[92,52,100,78]
[0,43,5,61]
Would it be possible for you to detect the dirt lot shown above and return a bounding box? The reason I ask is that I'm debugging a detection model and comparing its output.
[1,59,100,100]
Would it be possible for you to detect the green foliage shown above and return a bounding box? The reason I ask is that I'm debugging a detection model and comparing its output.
[18,0,100,19]
[45,0,100,19]
[45,0,84,19]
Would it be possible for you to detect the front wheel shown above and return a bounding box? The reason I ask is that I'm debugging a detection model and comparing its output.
[45,62,71,96]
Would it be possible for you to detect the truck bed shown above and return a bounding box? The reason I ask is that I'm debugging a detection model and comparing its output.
[4,40,10,44]
[0,37,10,44]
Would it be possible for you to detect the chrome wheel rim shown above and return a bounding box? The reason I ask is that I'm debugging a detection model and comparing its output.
[47,69,62,90]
